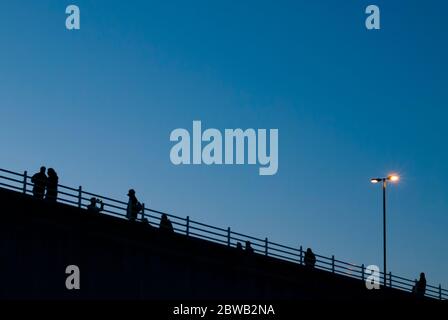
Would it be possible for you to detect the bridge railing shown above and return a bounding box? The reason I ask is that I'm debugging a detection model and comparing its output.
[0,167,446,300]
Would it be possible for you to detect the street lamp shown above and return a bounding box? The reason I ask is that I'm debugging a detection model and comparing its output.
[370,174,399,287]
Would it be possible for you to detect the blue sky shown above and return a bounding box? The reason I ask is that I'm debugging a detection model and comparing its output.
[0,1,447,288]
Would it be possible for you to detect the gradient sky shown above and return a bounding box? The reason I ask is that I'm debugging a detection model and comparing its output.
[0,0,447,288]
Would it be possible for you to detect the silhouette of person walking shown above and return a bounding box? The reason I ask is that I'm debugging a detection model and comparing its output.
[415,272,427,297]
[304,248,316,268]
[31,166,47,199]
[87,197,104,214]
[45,168,59,202]
[126,189,142,221]
[159,213,174,233]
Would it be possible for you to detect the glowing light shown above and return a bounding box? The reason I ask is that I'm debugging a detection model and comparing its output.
[388,175,400,182]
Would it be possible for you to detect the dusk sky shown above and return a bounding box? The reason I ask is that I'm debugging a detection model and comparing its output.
[1,1,447,287]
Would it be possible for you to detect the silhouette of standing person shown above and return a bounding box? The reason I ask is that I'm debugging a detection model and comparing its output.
[31,166,47,199]
[126,189,142,221]
[415,272,427,297]
[159,214,174,233]
[45,168,59,202]
[304,248,316,268]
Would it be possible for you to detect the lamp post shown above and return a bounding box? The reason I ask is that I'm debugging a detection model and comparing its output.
[370,174,399,287]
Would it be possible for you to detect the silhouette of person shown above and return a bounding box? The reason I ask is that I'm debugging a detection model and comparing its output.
[236,242,243,250]
[245,241,254,253]
[45,168,58,202]
[159,213,174,233]
[415,272,427,297]
[87,197,104,214]
[304,248,316,268]
[126,189,142,221]
[31,166,47,199]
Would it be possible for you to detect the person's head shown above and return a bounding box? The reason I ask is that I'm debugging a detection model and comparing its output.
[47,168,57,177]
[307,248,312,254]
[161,213,168,221]
[90,197,96,205]
[40,166,46,173]
[127,189,135,197]
[420,272,426,280]
[245,241,251,247]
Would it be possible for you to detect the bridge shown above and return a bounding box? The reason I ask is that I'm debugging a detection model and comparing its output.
[0,167,446,300]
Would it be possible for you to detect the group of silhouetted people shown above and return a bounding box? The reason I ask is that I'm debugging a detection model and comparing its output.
[236,241,254,253]
[234,242,316,262]
[125,188,174,232]
[239,245,316,268]
[30,169,176,231]
[31,166,59,201]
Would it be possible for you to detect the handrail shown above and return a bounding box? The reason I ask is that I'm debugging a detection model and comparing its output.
[0,168,23,176]
[268,240,301,253]
[230,230,266,243]
[0,167,446,300]
[189,219,228,232]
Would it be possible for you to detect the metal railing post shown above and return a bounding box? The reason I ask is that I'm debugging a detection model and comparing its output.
[361,264,365,281]
[389,272,392,288]
[23,171,27,194]
[439,284,442,300]
[331,255,335,273]
[299,245,303,265]
[265,237,268,256]
[186,216,190,236]
[227,227,231,246]
[78,186,82,208]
